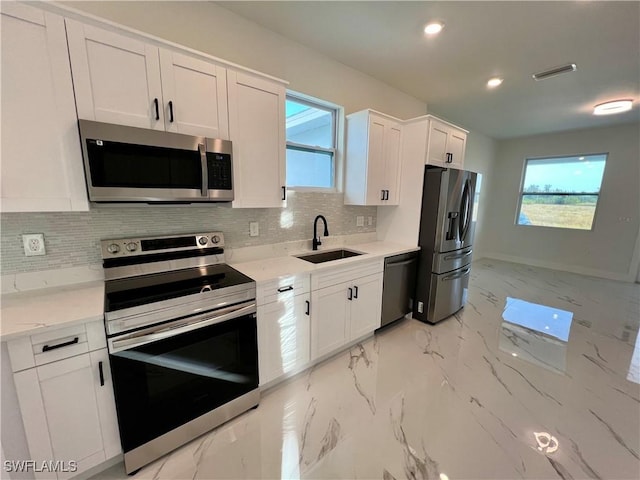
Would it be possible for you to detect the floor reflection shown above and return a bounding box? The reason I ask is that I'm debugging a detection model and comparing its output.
[499,297,573,374]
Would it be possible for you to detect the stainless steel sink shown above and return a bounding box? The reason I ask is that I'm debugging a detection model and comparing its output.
[296,249,363,264]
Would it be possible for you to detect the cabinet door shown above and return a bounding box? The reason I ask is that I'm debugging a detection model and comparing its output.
[348,273,383,340]
[426,121,448,166]
[228,70,286,208]
[258,294,311,385]
[66,19,164,130]
[0,4,88,212]
[90,349,121,460]
[311,283,349,360]
[159,49,229,139]
[14,353,109,479]
[383,122,402,204]
[366,115,386,205]
[447,129,467,170]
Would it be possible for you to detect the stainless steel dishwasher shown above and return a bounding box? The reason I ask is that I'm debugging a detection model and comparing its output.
[380,252,418,328]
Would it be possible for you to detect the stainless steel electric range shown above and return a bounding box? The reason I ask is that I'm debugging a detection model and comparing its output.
[101,232,258,474]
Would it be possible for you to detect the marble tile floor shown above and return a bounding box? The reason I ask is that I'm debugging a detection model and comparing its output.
[94,259,640,480]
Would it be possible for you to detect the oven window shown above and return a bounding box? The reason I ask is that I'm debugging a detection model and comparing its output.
[109,314,258,452]
[87,139,202,189]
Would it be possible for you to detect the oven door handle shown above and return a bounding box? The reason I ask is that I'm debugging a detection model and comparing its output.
[109,301,256,353]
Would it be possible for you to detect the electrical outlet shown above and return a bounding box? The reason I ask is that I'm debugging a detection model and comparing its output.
[249,222,259,237]
[368,216,373,226]
[23,233,46,256]
[356,216,364,227]
[417,301,424,313]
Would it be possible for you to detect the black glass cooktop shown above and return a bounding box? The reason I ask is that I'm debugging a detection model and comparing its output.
[105,264,254,312]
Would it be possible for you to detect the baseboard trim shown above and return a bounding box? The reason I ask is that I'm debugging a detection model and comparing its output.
[481,252,633,282]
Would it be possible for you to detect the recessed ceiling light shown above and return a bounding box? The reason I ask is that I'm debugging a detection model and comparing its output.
[593,100,633,116]
[487,77,503,88]
[424,22,444,35]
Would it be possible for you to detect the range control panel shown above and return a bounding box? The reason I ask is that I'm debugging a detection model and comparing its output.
[101,232,224,259]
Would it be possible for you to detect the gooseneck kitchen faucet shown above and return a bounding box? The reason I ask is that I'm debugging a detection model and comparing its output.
[312,215,329,250]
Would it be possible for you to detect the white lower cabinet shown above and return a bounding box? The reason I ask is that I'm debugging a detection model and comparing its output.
[258,293,311,385]
[310,261,384,361]
[8,322,120,479]
[257,274,311,386]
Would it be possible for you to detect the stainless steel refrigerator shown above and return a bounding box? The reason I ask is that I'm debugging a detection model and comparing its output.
[414,166,477,324]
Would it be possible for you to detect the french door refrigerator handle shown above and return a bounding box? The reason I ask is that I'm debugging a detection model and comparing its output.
[442,267,471,282]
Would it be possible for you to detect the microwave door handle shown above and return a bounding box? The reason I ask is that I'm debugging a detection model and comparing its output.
[199,143,208,197]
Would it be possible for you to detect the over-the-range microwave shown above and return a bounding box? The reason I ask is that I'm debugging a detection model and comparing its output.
[78,120,233,203]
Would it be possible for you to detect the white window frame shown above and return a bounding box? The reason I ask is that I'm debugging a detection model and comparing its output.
[285,92,343,192]
[515,153,608,231]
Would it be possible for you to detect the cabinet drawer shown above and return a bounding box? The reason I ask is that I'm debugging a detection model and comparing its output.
[311,259,383,291]
[257,274,310,305]
[7,320,106,372]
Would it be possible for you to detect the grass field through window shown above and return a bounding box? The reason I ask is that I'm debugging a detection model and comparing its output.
[520,203,597,230]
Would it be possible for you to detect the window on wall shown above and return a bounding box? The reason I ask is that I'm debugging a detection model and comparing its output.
[285,95,337,189]
[517,154,607,230]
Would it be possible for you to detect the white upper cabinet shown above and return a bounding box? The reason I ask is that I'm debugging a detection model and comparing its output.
[66,20,229,138]
[66,20,164,130]
[227,70,286,208]
[426,117,468,170]
[344,109,402,206]
[158,50,228,138]
[0,4,88,212]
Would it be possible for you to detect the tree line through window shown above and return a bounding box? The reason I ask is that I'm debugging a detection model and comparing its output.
[517,154,607,230]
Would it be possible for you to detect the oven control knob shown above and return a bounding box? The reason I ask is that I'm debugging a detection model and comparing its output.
[107,243,120,254]
[198,237,208,246]
[125,242,137,252]
[211,235,220,244]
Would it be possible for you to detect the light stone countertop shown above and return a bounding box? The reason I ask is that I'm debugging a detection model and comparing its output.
[229,241,419,282]
[0,281,104,341]
[0,241,418,341]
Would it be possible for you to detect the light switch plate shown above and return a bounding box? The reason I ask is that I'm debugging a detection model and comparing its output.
[249,222,259,237]
[356,216,364,227]
[23,234,46,256]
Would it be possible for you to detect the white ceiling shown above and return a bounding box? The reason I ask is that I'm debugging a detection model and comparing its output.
[217,1,640,139]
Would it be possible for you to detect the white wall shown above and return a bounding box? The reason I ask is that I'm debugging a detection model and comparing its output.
[59,1,427,119]
[481,123,640,281]
[462,130,498,260]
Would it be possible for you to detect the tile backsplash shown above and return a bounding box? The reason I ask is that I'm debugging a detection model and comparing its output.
[0,192,376,275]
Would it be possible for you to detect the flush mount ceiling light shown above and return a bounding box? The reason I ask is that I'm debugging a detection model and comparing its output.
[424,21,444,35]
[532,63,577,81]
[487,77,503,88]
[593,100,633,115]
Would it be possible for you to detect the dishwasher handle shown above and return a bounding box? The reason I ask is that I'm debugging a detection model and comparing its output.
[385,258,417,268]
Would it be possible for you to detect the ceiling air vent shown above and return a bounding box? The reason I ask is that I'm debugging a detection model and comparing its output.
[532,63,577,81]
